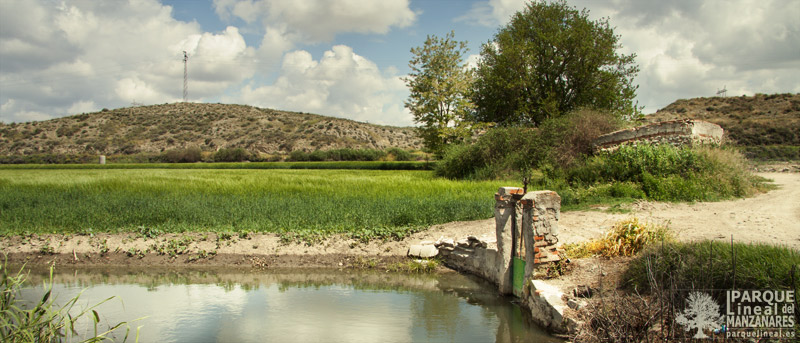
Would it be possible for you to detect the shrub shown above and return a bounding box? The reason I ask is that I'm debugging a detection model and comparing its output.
[213,148,251,162]
[386,148,413,161]
[564,144,766,201]
[161,146,202,163]
[562,218,671,258]
[435,109,620,180]
[624,241,800,294]
[286,148,388,162]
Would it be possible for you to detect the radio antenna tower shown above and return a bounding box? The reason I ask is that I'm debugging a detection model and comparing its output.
[182,51,189,102]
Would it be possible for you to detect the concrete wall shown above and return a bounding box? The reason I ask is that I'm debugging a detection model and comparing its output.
[430,188,571,333]
[593,119,724,152]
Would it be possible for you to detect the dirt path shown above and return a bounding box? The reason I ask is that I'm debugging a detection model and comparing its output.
[414,172,800,250]
[558,172,800,249]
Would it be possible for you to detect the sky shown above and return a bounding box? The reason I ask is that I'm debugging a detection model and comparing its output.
[1,0,798,126]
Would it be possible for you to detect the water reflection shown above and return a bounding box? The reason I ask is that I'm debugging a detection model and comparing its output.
[18,267,562,343]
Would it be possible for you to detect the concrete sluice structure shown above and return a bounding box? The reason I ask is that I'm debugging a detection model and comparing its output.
[409,188,575,333]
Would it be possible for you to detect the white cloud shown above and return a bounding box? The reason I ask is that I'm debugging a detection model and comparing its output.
[230,45,411,126]
[0,0,258,123]
[213,0,416,42]
[455,0,526,27]
[459,0,800,113]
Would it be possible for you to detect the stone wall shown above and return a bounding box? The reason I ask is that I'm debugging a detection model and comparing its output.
[422,187,572,333]
[592,119,724,152]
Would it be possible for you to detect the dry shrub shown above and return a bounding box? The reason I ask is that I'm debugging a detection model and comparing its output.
[563,218,671,259]
[574,291,662,343]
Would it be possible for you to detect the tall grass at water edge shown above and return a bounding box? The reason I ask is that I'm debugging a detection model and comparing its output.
[1,260,135,342]
[0,169,507,242]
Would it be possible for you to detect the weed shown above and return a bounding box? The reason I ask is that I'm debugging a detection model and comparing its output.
[38,243,55,255]
[125,248,145,259]
[352,256,379,269]
[388,259,439,274]
[137,226,161,239]
[563,218,671,258]
[187,249,216,262]
[98,239,109,256]
[150,236,193,258]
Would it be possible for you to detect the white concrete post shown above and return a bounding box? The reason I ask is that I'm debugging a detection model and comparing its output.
[494,186,523,294]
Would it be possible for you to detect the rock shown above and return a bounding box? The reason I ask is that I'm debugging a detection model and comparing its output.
[435,238,454,248]
[567,298,586,310]
[467,235,487,248]
[408,244,439,258]
[573,285,596,298]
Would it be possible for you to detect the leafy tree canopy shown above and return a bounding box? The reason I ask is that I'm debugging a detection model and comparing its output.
[403,31,477,156]
[473,0,640,126]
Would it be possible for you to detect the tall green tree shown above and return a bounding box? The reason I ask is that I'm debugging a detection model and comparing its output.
[403,31,476,156]
[473,0,640,126]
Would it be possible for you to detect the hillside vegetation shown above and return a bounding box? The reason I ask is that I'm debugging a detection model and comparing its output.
[646,93,800,160]
[0,103,423,158]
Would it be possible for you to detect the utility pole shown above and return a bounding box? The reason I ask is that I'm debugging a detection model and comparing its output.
[183,51,189,102]
[716,85,727,97]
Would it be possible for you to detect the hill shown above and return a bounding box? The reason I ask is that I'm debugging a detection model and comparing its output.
[0,103,423,158]
[645,93,800,160]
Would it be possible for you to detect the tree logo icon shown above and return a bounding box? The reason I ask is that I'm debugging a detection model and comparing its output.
[676,292,724,339]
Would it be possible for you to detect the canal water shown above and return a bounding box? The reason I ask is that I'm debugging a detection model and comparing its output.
[19,267,562,342]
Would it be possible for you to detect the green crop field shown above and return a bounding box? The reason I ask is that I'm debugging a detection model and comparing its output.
[0,169,508,242]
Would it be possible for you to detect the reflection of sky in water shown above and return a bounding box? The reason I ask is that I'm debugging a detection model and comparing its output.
[19,273,560,343]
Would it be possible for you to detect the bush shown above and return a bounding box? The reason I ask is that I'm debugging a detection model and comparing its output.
[566,144,765,201]
[386,147,413,161]
[213,148,251,162]
[286,148,387,162]
[624,241,800,294]
[562,218,671,258]
[435,109,619,180]
[161,146,202,163]
[739,145,800,161]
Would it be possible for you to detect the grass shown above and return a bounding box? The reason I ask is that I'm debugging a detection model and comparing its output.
[388,259,440,274]
[0,160,433,170]
[1,260,135,342]
[0,169,507,243]
[624,240,800,292]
